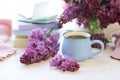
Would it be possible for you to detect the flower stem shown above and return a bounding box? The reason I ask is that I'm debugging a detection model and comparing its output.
[45,28,53,36]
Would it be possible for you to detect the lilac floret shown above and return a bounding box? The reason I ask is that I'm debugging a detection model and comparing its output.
[20,28,60,65]
[50,54,80,72]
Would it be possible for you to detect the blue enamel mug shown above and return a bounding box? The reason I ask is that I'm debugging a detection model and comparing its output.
[62,31,104,61]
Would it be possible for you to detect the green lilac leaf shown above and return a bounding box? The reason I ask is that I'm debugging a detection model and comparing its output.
[89,16,99,33]
[78,0,81,3]
[68,0,73,3]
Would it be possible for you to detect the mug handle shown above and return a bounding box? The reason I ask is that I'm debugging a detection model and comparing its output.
[90,40,104,58]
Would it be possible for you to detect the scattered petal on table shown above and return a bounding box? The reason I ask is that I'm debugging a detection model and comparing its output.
[0,42,16,61]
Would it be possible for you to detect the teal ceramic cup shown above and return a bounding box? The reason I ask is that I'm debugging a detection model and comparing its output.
[62,31,104,61]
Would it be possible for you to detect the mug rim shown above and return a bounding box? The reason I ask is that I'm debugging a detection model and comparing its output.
[64,31,90,38]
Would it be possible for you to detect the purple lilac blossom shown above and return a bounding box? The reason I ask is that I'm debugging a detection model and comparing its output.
[58,0,120,49]
[50,54,80,72]
[20,28,60,65]
[58,0,120,29]
[91,33,108,49]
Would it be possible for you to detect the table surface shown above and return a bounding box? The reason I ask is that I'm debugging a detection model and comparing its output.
[0,40,120,80]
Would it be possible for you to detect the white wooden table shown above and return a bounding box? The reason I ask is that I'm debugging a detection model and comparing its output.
[0,40,120,80]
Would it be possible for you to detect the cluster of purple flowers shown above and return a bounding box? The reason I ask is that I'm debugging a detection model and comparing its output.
[58,0,120,48]
[91,33,108,49]
[50,54,80,72]
[59,0,120,29]
[20,28,60,65]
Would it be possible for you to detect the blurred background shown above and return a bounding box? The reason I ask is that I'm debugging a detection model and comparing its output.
[0,0,120,40]
[0,0,63,29]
